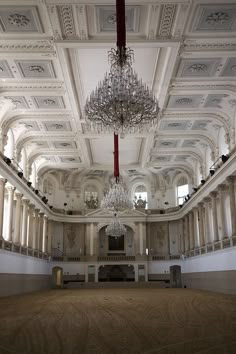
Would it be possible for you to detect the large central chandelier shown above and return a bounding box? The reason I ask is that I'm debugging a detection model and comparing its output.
[84,0,159,133]
[105,213,127,237]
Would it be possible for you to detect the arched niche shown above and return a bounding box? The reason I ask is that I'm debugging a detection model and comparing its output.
[98,224,135,256]
[52,266,63,288]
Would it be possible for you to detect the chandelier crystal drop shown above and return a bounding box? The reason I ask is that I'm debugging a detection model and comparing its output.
[105,214,127,237]
[101,178,133,212]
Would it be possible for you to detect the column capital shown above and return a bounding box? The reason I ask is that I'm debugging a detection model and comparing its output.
[6,185,15,193]
[34,208,40,213]
[15,192,23,199]
[22,198,30,205]
[226,176,236,184]
[210,191,218,198]
[203,196,211,203]
[197,202,204,207]
[218,183,227,191]
[29,203,35,209]
[0,177,7,184]
[43,214,48,220]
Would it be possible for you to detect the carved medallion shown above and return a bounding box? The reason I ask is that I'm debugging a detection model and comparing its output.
[8,14,30,27]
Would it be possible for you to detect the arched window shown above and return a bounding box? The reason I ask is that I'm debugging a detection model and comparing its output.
[4,129,14,159]
[176,177,189,205]
[134,185,148,209]
[84,184,98,209]
[43,178,54,195]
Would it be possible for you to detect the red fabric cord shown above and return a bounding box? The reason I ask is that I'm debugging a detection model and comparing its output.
[114,133,119,179]
[116,0,126,48]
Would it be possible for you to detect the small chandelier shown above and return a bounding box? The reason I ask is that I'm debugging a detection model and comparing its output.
[101,177,133,212]
[106,213,127,237]
[84,0,159,133]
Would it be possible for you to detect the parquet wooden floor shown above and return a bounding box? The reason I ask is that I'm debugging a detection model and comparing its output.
[0,288,236,354]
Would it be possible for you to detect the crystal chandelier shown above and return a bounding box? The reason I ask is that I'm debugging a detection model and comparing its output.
[106,213,127,237]
[84,0,159,133]
[101,177,133,212]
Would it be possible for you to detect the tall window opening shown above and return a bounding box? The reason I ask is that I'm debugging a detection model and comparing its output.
[177,177,189,205]
[134,185,148,209]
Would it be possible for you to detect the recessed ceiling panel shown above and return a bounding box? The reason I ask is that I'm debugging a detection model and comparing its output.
[77,47,159,101]
[0,6,43,32]
[0,60,13,78]
[193,5,236,32]
[96,6,139,33]
[90,136,142,166]
[32,96,65,109]
[16,60,55,78]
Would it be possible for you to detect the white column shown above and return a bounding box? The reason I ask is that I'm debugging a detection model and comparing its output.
[189,211,194,250]
[6,186,15,242]
[193,207,199,248]
[47,219,53,256]
[198,202,205,246]
[27,204,35,248]
[42,215,48,253]
[203,197,211,244]
[139,222,143,255]
[38,212,44,251]
[0,178,6,240]
[180,219,185,253]
[227,176,236,236]
[184,215,190,251]
[210,192,219,242]
[90,223,94,256]
[21,199,29,247]
[33,208,39,249]
[218,184,227,239]
[13,192,23,244]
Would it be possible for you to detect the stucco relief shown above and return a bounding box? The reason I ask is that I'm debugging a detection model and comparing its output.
[63,223,85,256]
[150,222,169,254]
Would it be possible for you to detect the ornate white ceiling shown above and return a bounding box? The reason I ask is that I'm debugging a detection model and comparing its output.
[0,0,236,183]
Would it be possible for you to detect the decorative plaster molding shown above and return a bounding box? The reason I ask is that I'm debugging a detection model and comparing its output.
[0,40,55,53]
[0,82,65,92]
[159,4,176,37]
[59,5,76,38]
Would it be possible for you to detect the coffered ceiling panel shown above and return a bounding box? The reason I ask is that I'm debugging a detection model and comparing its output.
[16,60,55,79]
[53,142,77,149]
[221,57,236,77]
[155,140,178,149]
[167,95,204,109]
[192,4,236,32]
[77,47,159,101]
[5,96,29,109]
[0,60,13,78]
[0,6,43,33]
[60,157,81,163]
[160,121,190,131]
[43,121,71,132]
[177,58,221,78]
[90,136,142,166]
[96,5,139,33]
[32,96,65,109]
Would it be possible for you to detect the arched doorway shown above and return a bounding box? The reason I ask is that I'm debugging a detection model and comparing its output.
[98,265,135,282]
[52,266,63,288]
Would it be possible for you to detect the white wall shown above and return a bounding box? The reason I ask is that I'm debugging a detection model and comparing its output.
[52,262,87,275]
[0,250,51,274]
[149,260,182,274]
[182,247,236,273]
